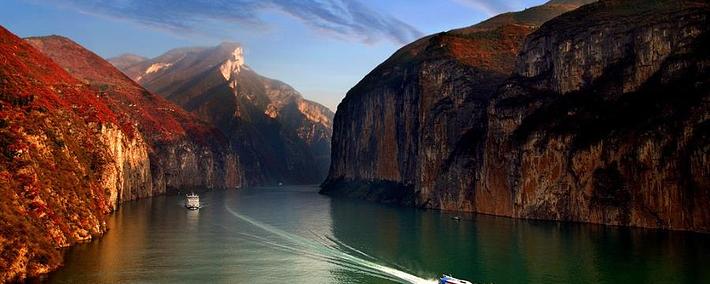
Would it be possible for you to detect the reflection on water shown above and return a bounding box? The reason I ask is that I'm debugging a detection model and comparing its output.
[46,186,710,284]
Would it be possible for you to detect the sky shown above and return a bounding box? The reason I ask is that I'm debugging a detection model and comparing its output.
[0,0,549,111]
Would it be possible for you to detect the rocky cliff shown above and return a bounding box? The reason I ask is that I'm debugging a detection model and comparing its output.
[110,43,333,185]
[323,0,710,231]
[26,36,241,195]
[482,0,710,231]
[0,28,241,281]
[323,0,593,202]
[0,26,132,281]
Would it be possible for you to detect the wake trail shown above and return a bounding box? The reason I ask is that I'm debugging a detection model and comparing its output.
[224,206,437,284]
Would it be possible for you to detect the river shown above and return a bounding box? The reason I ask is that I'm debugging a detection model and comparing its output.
[46,185,709,283]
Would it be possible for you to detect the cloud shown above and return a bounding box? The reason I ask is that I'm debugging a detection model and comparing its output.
[46,0,423,44]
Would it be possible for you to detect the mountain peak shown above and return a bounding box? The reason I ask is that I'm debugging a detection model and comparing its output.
[219,45,244,81]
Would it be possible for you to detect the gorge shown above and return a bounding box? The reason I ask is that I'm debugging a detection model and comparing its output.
[1,0,709,282]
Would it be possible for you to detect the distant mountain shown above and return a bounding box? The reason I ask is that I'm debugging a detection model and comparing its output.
[110,43,333,185]
[107,53,147,71]
[323,0,710,232]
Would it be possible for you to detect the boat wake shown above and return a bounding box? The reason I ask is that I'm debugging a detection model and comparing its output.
[225,205,437,284]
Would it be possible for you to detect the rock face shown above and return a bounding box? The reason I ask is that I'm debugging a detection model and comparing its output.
[323,0,594,203]
[0,29,241,281]
[323,0,710,232]
[26,36,241,195]
[110,43,333,185]
[0,26,127,281]
[483,0,710,231]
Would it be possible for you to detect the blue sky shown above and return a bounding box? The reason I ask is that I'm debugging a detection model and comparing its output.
[0,0,548,110]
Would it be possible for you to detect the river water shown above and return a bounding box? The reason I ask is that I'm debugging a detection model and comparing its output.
[46,185,709,283]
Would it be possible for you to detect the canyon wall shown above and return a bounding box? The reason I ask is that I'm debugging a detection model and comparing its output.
[323,0,593,202]
[481,0,710,231]
[26,36,241,197]
[1,30,240,281]
[323,0,710,231]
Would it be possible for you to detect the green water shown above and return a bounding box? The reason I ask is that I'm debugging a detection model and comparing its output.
[46,186,709,283]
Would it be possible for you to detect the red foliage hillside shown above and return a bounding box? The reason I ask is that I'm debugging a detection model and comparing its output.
[25,36,226,146]
[0,25,119,281]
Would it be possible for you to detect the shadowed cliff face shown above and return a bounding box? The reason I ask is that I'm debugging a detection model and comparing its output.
[483,0,710,231]
[323,0,593,204]
[323,0,710,232]
[110,44,333,185]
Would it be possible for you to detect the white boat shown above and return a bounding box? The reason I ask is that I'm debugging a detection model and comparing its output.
[185,193,200,210]
[439,275,472,284]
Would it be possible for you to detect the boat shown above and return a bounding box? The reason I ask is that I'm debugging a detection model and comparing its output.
[185,193,200,210]
[439,274,472,284]
[451,216,461,221]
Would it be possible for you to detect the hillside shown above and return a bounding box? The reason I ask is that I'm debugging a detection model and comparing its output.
[111,43,333,185]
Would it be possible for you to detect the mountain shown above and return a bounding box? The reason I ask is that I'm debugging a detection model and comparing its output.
[107,53,147,71]
[0,27,241,281]
[1,26,138,281]
[26,35,241,193]
[322,0,710,231]
[323,0,594,202]
[110,43,333,185]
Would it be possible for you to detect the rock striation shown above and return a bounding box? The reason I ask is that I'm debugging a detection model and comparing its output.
[110,43,333,185]
[323,0,710,232]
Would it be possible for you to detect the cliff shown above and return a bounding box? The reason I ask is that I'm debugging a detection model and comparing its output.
[0,29,241,281]
[482,0,710,231]
[323,0,593,203]
[323,0,710,231]
[26,36,241,195]
[110,43,333,185]
[0,26,129,281]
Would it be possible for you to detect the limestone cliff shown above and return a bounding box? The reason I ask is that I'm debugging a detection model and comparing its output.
[0,29,240,282]
[323,0,710,231]
[0,26,128,281]
[323,0,594,203]
[482,0,710,231]
[26,36,241,196]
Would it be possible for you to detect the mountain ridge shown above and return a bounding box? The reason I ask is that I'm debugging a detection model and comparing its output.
[110,43,334,185]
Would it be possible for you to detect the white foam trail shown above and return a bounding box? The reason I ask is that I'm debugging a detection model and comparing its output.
[225,206,437,284]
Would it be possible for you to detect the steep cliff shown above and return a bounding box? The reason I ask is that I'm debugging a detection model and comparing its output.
[26,36,241,194]
[0,26,131,281]
[323,0,593,203]
[0,28,243,281]
[324,0,710,232]
[482,0,710,231]
[110,43,333,185]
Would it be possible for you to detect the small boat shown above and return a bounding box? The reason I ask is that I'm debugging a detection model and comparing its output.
[452,216,461,221]
[185,193,200,210]
[440,274,472,284]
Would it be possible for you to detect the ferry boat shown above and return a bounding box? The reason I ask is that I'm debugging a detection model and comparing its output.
[439,274,472,284]
[185,193,200,210]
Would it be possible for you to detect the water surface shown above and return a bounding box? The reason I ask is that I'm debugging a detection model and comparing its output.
[47,186,710,283]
